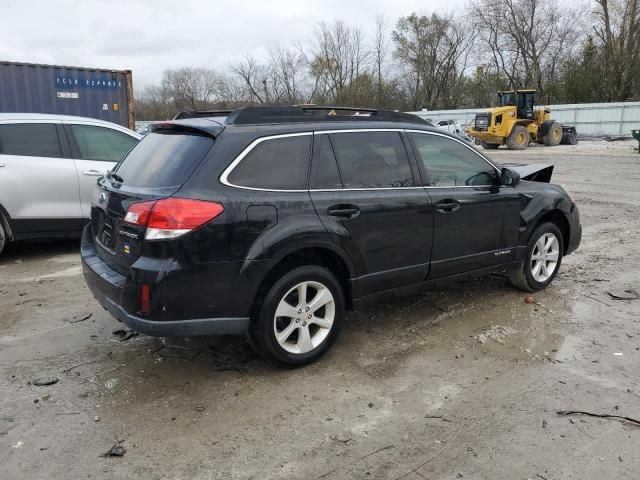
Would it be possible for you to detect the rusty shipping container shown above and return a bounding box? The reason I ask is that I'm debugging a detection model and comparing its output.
[0,61,135,129]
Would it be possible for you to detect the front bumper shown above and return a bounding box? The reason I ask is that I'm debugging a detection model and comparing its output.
[565,203,582,255]
[81,226,250,337]
[467,130,504,144]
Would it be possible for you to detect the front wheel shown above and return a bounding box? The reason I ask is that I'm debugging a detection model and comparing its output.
[508,222,564,291]
[250,265,345,367]
[506,125,530,150]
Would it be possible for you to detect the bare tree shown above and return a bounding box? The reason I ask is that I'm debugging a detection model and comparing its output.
[471,0,583,95]
[593,0,640,100]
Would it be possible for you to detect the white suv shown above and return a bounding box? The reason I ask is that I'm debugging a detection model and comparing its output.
[0,113,140,255]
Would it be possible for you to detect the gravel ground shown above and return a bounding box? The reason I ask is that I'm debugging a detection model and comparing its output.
[1,140,639,479]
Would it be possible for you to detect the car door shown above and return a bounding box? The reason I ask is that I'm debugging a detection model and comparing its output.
[0,121,82,235]
[407,130,521,278]
[309,130,433,297]
[65,123,139,218]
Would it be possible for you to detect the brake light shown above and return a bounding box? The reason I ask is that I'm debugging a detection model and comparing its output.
[124,198,224,240]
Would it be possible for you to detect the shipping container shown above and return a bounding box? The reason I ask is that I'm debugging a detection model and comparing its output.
[0,61,135,129]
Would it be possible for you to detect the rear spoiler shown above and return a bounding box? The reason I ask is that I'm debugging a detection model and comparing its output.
[150,119,225,138]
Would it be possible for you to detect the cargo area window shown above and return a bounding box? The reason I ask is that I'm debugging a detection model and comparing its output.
[329,131,414,188]
[71,124,138,162]
[410,133,497,187]
[113,130,213,188]
[228,135,311,190]
[0,123,62,158]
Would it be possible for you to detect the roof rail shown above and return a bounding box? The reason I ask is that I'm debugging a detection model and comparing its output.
[224,106,429,125]
[173,109,234,120]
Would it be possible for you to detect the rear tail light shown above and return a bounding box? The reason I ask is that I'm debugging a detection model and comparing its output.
[124,198,224,240]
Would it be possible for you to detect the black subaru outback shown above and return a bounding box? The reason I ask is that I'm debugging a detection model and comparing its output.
[81,106,581,367]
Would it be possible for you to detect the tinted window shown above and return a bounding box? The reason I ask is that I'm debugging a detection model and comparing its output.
[410,133,497,187]
[0,123,62,158]
[310,134,342,189]
[228,135,311,190]
[114,130,213,188]
[71,125,137,161]
[329,132,413,188]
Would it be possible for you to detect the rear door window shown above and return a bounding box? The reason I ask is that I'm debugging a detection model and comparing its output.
[227,134,311,190]
[328,131,414,188]
[0,123,62,158]
[71,124,138,162]
[114,130,213,188]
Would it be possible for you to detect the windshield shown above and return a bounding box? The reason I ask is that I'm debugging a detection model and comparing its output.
[113,130,214,188]
[499,92,517,106]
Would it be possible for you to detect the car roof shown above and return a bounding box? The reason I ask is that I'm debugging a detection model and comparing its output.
[0,113,139,135]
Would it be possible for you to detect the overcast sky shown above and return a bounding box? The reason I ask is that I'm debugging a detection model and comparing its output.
[0,0,466,90]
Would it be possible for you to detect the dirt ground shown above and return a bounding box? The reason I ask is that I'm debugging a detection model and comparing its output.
[1,140,639,480]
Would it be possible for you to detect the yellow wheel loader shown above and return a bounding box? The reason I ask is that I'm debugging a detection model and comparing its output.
[467,90,577,150]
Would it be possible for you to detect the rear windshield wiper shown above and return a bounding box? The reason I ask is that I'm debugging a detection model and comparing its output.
[107,171,124,183]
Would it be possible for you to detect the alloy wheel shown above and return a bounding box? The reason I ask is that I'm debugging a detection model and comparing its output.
[273,281,335,354]
[530,232,560,282]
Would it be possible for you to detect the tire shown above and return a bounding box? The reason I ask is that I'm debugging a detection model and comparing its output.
[250,265,345,367]
[508,222,564,292]
[506,125,529,150]
[0,218,5,257]
[567,131,578,145]
[481,142,500,150]
[543,122,562,146]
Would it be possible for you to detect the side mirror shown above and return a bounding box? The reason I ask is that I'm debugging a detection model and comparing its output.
[501,167,520,187]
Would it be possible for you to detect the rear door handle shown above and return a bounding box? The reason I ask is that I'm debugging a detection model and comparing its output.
[436,200,460,213]
[327,205,360,219]
[0,164,5,168]
[82,170,104,177]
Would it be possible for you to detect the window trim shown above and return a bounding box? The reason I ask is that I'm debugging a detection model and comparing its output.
[405,129,501,189]
[219,128,502,192]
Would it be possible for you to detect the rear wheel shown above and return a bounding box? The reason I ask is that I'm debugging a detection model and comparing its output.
[481,142,500,150]
[250,265,345,367]
[508,222,564,291]
[506,125,529,150]
[543,122,562,146]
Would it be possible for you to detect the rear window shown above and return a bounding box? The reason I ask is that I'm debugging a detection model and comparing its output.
[113,130,213,188]
[227,135,311,190]
[0,123,62,158]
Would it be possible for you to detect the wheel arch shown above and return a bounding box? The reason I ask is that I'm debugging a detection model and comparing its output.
[0,203,14,241]
[249,245,356,317]
[532,209,570,255]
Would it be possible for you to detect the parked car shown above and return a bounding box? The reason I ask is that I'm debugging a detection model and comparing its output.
[436,119,464,135]
[81,106,581,367]
[0,113,140,255]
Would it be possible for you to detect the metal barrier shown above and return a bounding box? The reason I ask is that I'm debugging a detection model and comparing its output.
[408,101,640,137]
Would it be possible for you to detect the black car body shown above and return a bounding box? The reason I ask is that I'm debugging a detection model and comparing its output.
[81,106,581,366]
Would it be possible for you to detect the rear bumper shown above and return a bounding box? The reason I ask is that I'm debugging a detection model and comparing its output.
[81,226,250,336]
